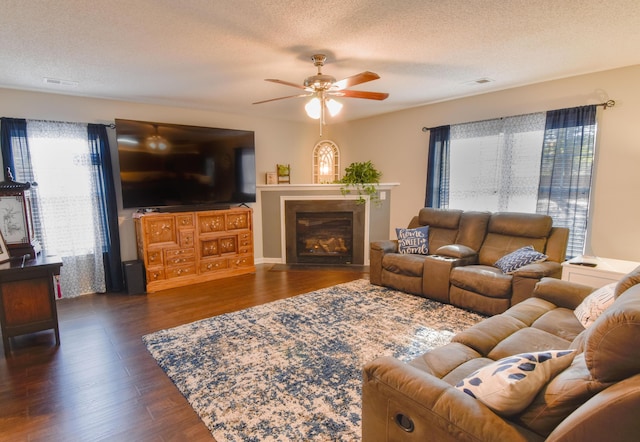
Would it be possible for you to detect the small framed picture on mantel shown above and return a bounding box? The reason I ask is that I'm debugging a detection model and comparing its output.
[266,172,277,185]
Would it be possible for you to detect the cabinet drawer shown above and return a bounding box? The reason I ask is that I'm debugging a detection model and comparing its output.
[165,254,195,266]
[176,214,195,228]
[144,216,177,245]
[165,248,194,266]
[229,254,254,269]
[238,232,252,254]
[199,214,226,233]
[219,236,237,254]
[179,230,195,247]
[146,268,165,282]
[146,250,163,266]
[200,258,229,273]
[165,265,196,279]
[226,212,250,231]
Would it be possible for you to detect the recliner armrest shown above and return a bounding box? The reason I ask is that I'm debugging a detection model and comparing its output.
[533,277,594,310]
[370,239,398,254]
[434,244,478,260]
[362,356,536,441]
[513,261,563,279]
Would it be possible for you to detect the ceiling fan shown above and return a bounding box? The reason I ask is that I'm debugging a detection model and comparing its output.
[253,54,389,134]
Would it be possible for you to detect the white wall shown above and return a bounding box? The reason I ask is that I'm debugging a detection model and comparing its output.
[0,87,318,261]
[1,64,639,264]
[329,65,640,262]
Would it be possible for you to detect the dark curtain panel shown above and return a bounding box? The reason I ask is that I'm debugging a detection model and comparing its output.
[88,124,124,292]
[1,117,30,180]
[537,105,597,258]
[425,125,451,208]
[0,117,46,244]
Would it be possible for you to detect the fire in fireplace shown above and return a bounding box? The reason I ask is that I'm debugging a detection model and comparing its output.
[296,211,353,264]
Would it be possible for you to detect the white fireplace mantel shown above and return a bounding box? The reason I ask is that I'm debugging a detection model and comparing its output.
[257,183,400,192]
[257,183,399,265]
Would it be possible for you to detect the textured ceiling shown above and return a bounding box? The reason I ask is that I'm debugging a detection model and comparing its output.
[1,0,640,123]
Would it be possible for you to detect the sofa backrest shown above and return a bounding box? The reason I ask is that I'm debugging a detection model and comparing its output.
[517,280,640,436]
[417,208,463,252]
[478,212,554,266]
[455,211,491,251]
[583,282,640,382]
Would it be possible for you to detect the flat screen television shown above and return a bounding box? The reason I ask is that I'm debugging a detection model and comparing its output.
[115,119,256,210]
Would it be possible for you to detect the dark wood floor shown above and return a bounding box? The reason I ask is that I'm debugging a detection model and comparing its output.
[0,264,368,441]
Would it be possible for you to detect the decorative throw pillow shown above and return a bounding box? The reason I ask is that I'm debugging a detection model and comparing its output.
[573,282,616,328]
[395,225,429,255]
[494,245,548,274]
[455,350,575,416]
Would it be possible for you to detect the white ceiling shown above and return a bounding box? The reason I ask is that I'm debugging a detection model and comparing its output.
[2,0,640,123]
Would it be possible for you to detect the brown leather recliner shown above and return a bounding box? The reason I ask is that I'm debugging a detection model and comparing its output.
[448,212,569,315]
[362,266,640,441]
[370,208,569,315]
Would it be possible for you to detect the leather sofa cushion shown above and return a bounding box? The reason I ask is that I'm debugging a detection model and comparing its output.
[478,234,548,266]
[381,253,426,277]
[515,353,610,437]
[409,342,482,378]
[530,308,586,342]
[502,297,558,325]
[488,212,552,238]
[418,208,462,229]
[441,357,495,386]
[417,208,462,252]
[450,265,512,298]
[455,211,491,251]
[487,328,572,361]
[453,314,526,356]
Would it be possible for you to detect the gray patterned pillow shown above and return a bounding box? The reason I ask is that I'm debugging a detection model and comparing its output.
[455,350,575,415]
[494,245,547,274]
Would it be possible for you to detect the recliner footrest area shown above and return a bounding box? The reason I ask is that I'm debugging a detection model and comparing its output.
[450,265,512,298]
[382,253,427,277]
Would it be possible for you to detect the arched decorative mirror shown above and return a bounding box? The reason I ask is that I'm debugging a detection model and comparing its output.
[313,140,340,184]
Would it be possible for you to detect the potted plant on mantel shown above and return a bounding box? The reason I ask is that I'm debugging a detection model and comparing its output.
[337,161,382,205]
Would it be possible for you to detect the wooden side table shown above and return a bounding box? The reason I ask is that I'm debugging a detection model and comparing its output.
[561,255,640,288]
[0,254,62,355]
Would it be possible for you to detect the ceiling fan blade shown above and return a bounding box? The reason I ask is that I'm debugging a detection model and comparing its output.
[265,78,309,90]
[333,71,380,90]
[252,93,310,105]
[331,90,389,100]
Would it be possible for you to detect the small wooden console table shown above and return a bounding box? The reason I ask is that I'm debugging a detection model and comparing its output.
[0,254,62,355]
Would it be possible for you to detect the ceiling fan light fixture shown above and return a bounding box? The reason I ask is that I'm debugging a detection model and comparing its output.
[305,97,322,119]
[326,98,342,117]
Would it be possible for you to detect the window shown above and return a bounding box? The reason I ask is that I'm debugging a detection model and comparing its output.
[1,119,116,297]
[448,113,545,212]
[427,105,597,258]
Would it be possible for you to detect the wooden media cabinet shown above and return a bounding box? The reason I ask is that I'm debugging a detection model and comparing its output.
[134,207,255,292]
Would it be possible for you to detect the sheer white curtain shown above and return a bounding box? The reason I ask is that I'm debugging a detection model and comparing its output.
[26,121,106,297]
[448,113,546,212]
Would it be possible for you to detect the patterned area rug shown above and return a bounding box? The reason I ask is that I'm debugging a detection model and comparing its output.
[143,279,484,441]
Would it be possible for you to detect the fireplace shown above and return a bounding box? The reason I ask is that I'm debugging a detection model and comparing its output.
[284,198,366,265]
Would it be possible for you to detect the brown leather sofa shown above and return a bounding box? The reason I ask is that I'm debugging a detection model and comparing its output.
[370,208,569,315]
[362,266,640,441]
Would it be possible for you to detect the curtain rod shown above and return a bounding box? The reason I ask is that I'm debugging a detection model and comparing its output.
[421,99,616,132]
[6,117,116,129]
